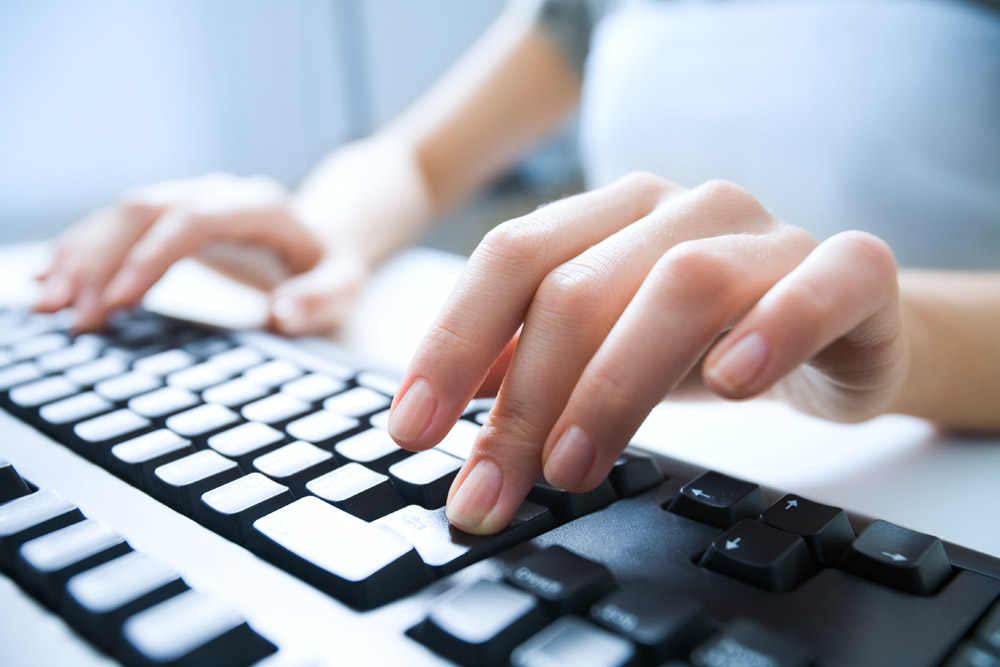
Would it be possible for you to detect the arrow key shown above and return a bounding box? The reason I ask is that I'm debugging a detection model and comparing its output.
[699,519,814,592]
[667,471,767,529]
[760,494,855,565]
[837,520,952,595]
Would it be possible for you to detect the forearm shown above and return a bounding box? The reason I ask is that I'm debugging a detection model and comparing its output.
[894,270,1000,431]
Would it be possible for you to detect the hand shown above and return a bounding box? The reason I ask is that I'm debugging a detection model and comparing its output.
[387,172,908,534]
[35,172,368,333]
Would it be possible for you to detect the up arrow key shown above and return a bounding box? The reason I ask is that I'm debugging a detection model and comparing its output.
[725,537,742,550]
[785,500,798,510]
[880,551,908,562]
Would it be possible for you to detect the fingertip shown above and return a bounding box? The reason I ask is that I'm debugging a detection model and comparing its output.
[270,296,308,335]
[35,274,73,312]
[73,288,108,332]
[445,458,503,534]
[541,425,596,492]
[387,378,438,445]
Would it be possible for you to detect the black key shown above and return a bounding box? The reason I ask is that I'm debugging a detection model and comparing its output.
[281,373,346,402]
[975,598,1000,654]
[250,496,430,609]
[375,501,554,575]
[334,428,411,472]
[241,393,311,425]
[608,452,664,497]
[0,491,84,569]
[251,441,338,495]
[699,519,814,592]
[944,642,1000,667]
[413,580,549,667]
[133,349,196,376]
[591,585,712,662]
[505,545,615,616]
[667,470,767,529]
[322,386,392,417]
[691,618,815,667]
[63,551,188,650]
[760,494,854,565]
[180,334,232,358]
[512,616,639,667]
[201,377,269,408]
[165,404,240,441]
[38,392,113,427]
[65,356,128,387]
[151,451,241,516]
[0,459,32,504]
[0,361,43,391]
[196,473,294,543]
[166,362,234,392]
[128,387,200,419]
[95,372,163,402]
[14,519,131,606]
[207,422,286,470]
[116,589,276,666]
[74,409,153,461]
[388,449,463,509]
[9,376,78,409]
[306,463,403,521]
[528,478,618,520]
[109,430,196,490]
[243,359,303,388]
[286,409,360,445]
[838,519,953,595]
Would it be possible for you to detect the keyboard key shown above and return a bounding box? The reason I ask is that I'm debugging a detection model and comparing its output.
[376,501,554,575]
[9,332,70,361]
[975,599,1000,654]
[207,422,286,470]
[838,519,953,595]
[591,585,712,662]
[281,372,347,402]
[117,589,276,667]
[512,616,639,667]
[166,404,240,440]
[251,441,338,494]
[388,449,463,509]
[356,371,400,396]
[166,362,234,392]
[74,409,153,460]
[179,334,232,358]
[133,349,196,376]
[9,376,78,409]
[65,355,128,386]
[334,428,410,472]
[760,494,855,565]
[0,361,43,391]
[608,452,664,497]
[38,391,113,427]
[306,463,403,521]
[434,419,482,461]
[96,372,163,402]
[36,340,101,374]
[63,551,188,650]
[667,470,768,529]
[698,519,814,592]
[109,430,196,489]
[286,409,360,445]
[196,473,294,543]
[201,377,270,408]
[251,496,430,609]
[243,359,303,388]
[15,519,131,606]
[528,478,618,520]
[413,580,549,667]
[128,387,200,419]
[322,386,392,417]
[241,392,311,425]
[691,618,815,667]
[943,642,1000,667]
[207,345,265,373]
[0,459,32,504]
[505,546,616,616]
[151,450,241,515]
[0,491,84,569]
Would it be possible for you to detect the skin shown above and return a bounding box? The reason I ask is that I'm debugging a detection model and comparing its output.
[36,5,1000,537]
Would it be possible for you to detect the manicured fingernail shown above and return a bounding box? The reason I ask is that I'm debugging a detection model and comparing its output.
[272,297,307,334]
[447,458,502,531]
[388,378,437,443]
[544,425,595,491]
[103,267,141,307]
[708,331,769,392]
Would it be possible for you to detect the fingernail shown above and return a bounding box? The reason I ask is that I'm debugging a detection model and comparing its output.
[388,378,437,443]
[38,274,71,310]
[708,331,769,393]
[447,458,502,531]
[103,267,141,307]
[74,288,104,331]
[271,297,307,334]
[544,425,595,491]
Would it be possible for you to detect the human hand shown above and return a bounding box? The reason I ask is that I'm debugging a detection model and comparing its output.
[35,172,369,333]
[387,172,909,535]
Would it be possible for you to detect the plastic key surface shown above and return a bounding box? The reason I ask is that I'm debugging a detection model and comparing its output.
[306,463,403,521]
[388,449,463,509]
[206,422,286,470]
[151,451,241,516]
[838,519,953,595]
[0,490,84,568]
[109,430,196,489]
[699,519,814,592]
[667,470,768,529]
[334,428,411,472]
[528,478,617,520]
[196,473,294,543]
[512,616,640,667]
[0,458,32,504]
[251,441,337,495]
[691,618,815,667]
[505,546,615,616]
[760,494,855,565]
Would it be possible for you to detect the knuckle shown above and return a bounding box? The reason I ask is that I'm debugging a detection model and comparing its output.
[476,219,552,268]
[535,260,610,322]
[653,240,738,304]
[691,178,767,227]
[833,230,898,280]
[417,318,480,360]
[617,170,672,197]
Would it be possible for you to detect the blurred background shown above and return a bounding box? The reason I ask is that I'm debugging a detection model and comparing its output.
[0,0,581,253]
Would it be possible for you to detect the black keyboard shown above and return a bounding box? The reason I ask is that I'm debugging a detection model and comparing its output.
[1,307,999,667]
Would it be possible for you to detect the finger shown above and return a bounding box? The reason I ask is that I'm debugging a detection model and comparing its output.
[541,227,817,494]
[268,254,368,335]
[704,230,901,406]
[387,172,674,452]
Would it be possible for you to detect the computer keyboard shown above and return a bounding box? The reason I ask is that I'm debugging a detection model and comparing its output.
[1,306,999,666]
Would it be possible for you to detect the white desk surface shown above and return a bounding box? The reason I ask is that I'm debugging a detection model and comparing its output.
[2,241,999,558]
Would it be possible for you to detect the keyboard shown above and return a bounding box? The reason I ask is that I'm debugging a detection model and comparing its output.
[1,306,999,667]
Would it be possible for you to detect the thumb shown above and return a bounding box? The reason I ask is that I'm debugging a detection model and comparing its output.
[268,255,369,336]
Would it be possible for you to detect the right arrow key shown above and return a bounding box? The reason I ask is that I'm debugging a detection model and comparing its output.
[837,520,953,595]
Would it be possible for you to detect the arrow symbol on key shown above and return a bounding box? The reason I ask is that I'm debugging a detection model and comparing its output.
[785,500,798,510]
[880,551,908,562]
[690,489,712,499]
[725,538,742,550]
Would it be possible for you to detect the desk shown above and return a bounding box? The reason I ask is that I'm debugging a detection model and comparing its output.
[2,241,999,557]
